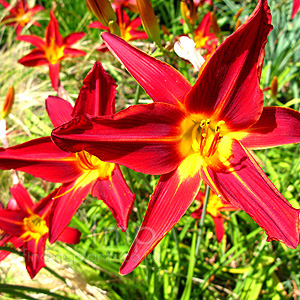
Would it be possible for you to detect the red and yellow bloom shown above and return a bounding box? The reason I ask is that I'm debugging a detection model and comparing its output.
[191,188,238,243]
[17,10,86,91]
[0,0,43,35]
[51,0,300,275]
[0,62,135,244]
[0,183,81,278]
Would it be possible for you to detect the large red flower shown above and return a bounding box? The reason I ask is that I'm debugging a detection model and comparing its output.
[0,183,81,278]
[17,10,86,90]
[0,0,43,35]
[52,0,300,275]
[0,62,135,244]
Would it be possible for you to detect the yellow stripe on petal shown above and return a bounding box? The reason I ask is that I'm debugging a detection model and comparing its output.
[177,153,202,183]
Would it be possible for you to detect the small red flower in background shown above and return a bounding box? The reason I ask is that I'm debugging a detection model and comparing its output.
[0,183,81,278]
[194,12,218,57]
[0,62,135,244]
[292,0,300,19]
[111,0,138,13]
[17,10,86,91]
[0,0,43,35]
[89,8,147,51]
[191,188,238,243]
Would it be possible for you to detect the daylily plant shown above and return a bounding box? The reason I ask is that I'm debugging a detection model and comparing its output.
[0,0,43,35]
[0,183,81,278]
[0,62,135,243]
[89,8,147,51]
[17,10,86,91]
[191,188,238,243]
[51,0,300,275]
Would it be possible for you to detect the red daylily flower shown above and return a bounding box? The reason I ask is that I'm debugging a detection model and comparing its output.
[111,0,138,12]
[0,0,43,35]
[51,0,300,275]
[89,8,147,51]
[292,0,300,19]
[0,183,81,278]
[0,62,135,243]
[17,10,86,91]
[194,12,218,57]
[191,188,238,243]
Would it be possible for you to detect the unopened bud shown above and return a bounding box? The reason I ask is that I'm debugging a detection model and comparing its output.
[85,0,117,27]
[234,19,241,31]
[1,86,14,119]
[271,76,278,98]
[137,0,161,47]
[210,12,221,37]
[234,8,243,20]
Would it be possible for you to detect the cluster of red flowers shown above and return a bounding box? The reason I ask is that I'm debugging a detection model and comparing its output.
[0,0,300,279]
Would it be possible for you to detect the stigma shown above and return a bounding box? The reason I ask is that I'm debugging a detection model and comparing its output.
[191,119,225,158]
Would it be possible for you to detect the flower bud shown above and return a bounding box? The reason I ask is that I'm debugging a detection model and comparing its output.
[1,86,14,119]
[210,12,221,37]
[136,0,161,47]
[85,0,117,27]
[271,76,278,98]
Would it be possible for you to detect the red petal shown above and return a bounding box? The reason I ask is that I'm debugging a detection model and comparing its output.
[18,49,48,66]
[292,0,300,19]
[88,21,108,30]
[46,10,63,47]
[0,0,9,8]
[49,181,92,243]
[0,137,82,183]
[0,236,23,261]
[63,47,86,57]
[120,154,202,275]
[0,210,27,235]
[91,165,135,231]
[240,107,300,149]
[49,63,60,91]
[102,32,191,105]
[72,61,117,117]
[57,226,81,244]
[185,0,272,131]
[63,32,86,46]
[213,216,225,243]
[202,140,300,248]
[52,103,186,175]
[10,183,34,213]
[46,96,73,127]
[17,34,45,48]
[24,237,47,278]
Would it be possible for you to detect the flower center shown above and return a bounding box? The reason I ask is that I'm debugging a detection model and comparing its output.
[45,38,65,64]
[76,150,115,180]
[15,8,30,27]
[23,214,48,240]
[191,119,225,158]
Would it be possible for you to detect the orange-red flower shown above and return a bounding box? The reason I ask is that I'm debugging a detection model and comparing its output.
[0,0,43,35]
[0,62,135,244]
[52,0,300,275]
[191,188,238,242]
[0,183,81,278]
[17,10,86,91]
[89,8,147,51]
